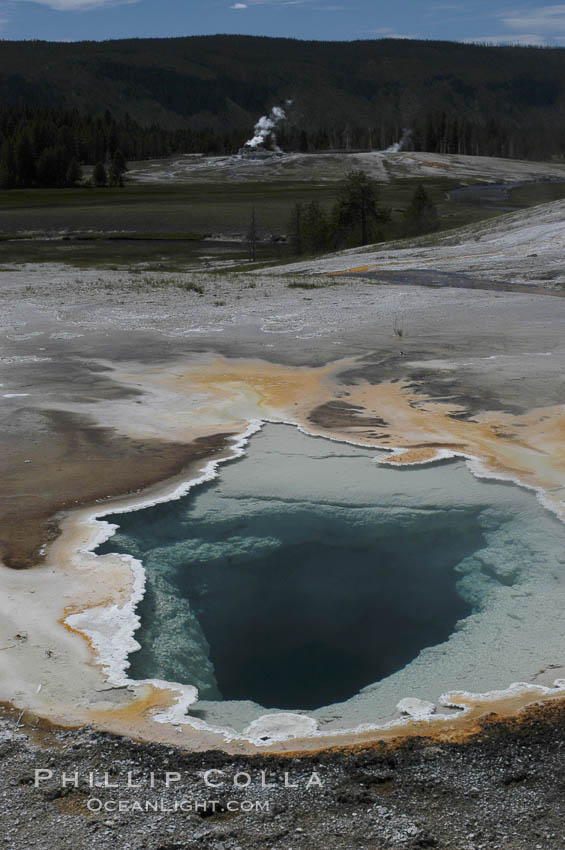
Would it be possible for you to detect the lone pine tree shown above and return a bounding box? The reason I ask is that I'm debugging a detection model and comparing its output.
[336,170,391,246]
[403,184,439,236]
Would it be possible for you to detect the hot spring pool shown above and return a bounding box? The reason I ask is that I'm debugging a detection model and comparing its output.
[97,424,565,733]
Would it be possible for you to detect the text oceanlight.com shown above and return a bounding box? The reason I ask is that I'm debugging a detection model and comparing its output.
[86,798,271,814]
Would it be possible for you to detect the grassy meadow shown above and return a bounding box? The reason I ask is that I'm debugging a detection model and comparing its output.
[1,174,564,270]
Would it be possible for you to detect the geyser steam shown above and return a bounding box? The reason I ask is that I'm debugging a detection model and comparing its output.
[243,102,290,152]
[386,128,412,153]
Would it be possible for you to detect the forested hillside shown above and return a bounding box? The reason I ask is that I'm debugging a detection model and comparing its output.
[1,35,565,186]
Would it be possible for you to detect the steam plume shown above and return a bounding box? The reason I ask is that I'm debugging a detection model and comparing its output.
[386,128,412,153]
[244,103,290,151]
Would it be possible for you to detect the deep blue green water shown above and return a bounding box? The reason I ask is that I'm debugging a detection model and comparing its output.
[96,427,491,711]
[102,506,480,709]
[95,424,565,729]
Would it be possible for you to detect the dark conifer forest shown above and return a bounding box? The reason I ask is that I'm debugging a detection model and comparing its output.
[1,35,565,187]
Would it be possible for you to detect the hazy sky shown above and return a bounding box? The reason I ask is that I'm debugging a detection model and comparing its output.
[2,0,565,45]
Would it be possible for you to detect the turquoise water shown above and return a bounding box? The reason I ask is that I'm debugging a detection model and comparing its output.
[97,424,565,727]
[107,504,478,709]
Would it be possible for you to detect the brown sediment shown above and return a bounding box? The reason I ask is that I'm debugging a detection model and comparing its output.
[88,683,179,727]
[0,407,234,569]
[152,357,565,511]
[294,376,565,515]
[5,354,563,572]
[308,400,388,429]
[67,354,565,526]
[0,702,79,751]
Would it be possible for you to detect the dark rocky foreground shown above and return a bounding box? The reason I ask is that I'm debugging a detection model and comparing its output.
[1,702,564,850]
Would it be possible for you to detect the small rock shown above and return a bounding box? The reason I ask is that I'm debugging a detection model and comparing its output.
[397,698,436,719]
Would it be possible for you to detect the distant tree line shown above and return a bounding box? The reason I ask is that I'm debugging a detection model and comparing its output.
[409,110,564,160]
[2,100,565,190]
[0,107,246,188]
[279,110,565,161]
[287,171,438,256]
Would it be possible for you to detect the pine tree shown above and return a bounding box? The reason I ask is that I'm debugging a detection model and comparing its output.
[0,141,16,189]
[65,158,82,187]
[92,161,107,188]
[302,201,331,254]
[36,146,65,186]
[108,162,122,187]
[14,134,36,187]
[112,149,127,175]
[108,150,127,186]
[402,185,438,236]
[335,170,390,246]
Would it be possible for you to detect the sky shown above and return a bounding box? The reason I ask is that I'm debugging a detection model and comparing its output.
[1,0,565,45]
